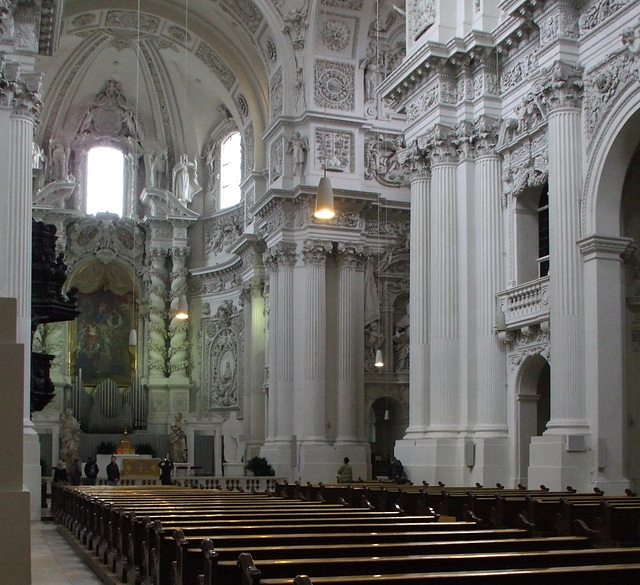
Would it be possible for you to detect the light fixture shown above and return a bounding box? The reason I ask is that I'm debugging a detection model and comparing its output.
[128,327,137,347]
[375,348,384,368]
[314,3,336,221]
[384,408,390,421]
[175,294,189,320]
[314,174,335,219]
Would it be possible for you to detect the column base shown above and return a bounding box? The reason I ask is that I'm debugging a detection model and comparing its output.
[297,442,372,484]
[24,427,42,520]
[528,434,591,492]
[260,440,294,480]
[223,462,246,477]
[394,437,465,486]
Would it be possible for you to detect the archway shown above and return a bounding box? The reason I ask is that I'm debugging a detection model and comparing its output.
[515,354,550,487]
[369,396,404,478]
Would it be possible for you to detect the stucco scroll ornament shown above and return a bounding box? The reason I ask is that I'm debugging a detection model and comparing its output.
[622,21,640,78]
[397,140,431,182]
[283,7,308,52]
[533,61,584,112]
[0,0,14,39]
[364,133,406,187]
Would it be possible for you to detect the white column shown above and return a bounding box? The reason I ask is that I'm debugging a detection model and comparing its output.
[168,246,190,379]
[546,95,587,433]
[404,151,431,437]
[335,245,363,444]
[262,256,278,443]
[427,139,459,433]
[301,240,332,443]
[474,148,506,434]
[579,235,632,493]
[147,248,168,380]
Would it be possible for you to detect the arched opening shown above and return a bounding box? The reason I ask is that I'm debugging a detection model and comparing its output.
[515,354,550,486]
[369,396,404,479]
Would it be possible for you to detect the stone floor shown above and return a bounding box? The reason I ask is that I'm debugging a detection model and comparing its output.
[31,520,106,585]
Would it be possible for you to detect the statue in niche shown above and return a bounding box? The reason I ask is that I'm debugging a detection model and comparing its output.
[145,147,167,188]
[287,131,309,176]
[222,411,246,464]
[172,153,197,203]
[49,139,71,182]
[169,412,188,463]
[59,408,80,458]
[32,142,47,192]
[361,42,383,103]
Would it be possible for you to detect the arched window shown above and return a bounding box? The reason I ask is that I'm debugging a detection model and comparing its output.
[537,185,549,278]
[220,132,241,209]
[86,146,125,216]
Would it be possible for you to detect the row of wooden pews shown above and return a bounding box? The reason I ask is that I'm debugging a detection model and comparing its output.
[52,481,640,585]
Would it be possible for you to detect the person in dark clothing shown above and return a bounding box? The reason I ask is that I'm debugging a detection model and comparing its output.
[106,456,120,486]
[52,460,67,484]
[159,458,174,485]
[388,456,408,483]
[68,457,82,485]
[84,456,99,485]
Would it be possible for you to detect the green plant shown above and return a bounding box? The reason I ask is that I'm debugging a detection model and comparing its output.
[134,443,156,457]
[245,456,275,476]
[96,441,116,454]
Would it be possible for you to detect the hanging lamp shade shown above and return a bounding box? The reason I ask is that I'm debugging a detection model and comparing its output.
[314,176,336,219]
[384,408,390,421]
[374,349,384,368]
[175,294,189,320]
[128,328,138,347]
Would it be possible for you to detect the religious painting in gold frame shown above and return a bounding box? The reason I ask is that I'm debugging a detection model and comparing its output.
[68,262,136,386]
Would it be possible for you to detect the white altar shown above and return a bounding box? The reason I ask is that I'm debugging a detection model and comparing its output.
[96,454,152,479]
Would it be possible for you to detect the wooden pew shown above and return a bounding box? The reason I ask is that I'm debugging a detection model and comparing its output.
[234,547,640,585]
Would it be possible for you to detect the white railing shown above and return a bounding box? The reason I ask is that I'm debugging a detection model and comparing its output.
[496,276,549,330]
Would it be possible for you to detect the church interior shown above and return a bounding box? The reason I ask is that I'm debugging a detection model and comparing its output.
[2,0,640,583]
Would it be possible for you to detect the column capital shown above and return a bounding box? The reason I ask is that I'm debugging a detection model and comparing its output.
[302,240,332,266]
[335,243,366,269]
[417,124,457,166]
[398,141,431,182]
[171,246,191,263]
[472,116,501,159]
[263,241,298,270]
[533,61,584,112]
[578,234,635,259]
[0,59,42,121]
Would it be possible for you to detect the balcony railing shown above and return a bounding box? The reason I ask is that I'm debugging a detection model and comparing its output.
[496,276,549,331]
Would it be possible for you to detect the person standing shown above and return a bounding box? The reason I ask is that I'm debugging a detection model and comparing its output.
[106,456,120,486]
[159,458,174,486]
[52,460,67,484]
[336,457,353,483]
[68,457,82,486]
[84,457,99,485]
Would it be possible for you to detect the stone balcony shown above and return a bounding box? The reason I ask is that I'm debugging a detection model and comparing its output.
[496,276,549,332]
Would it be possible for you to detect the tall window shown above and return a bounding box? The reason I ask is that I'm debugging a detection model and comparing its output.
[220,132,241,209]
[86,147,125,216]
[537,185,549,278]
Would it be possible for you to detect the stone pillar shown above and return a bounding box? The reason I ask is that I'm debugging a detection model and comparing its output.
[529,63,589,490]
[335,244,364,444]
[260,242,297,475]
[147,248,168,380]
[300,240,332,443]
[262,256,278,444]
[168,246,190,379]
[423,128,460,434]
[579,235,633,493]
[471,118,509,484]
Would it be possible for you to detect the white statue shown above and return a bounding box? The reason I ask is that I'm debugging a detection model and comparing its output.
[287,131,309,176]
[169,412,188,463]
[222,411,246,464]
[59,408,80,457]
[172,154,197,203]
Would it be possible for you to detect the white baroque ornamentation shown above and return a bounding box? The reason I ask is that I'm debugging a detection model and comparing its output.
[500,50,540,94]
[270,67,283,122]
[243,124,254,177]
[405,80,457,124]
[408,0,436,42]
[195,43,236,91]
[506,328,551,371]
[201,301,244,410]
[315,128,355,172]
[579,0,631,35]
[323,19,350,51]
[270,139,283,182]
[219,0,263,34]
[105,10,159,33]
[190,268,243,296]
[314,59,355,110]
[364,133,406,187]
[147,248,168,376]
[322,0,363,9]
[538,10,579,47]
[502,132,549,198]
[169,247,191,376]
[583,51,636,147]
[203,208,244,255]
[282,7,308,52]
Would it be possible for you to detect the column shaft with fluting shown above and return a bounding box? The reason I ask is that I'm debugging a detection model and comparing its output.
[427,145,459,431]
[474,147,507,433]
[336,245,364,443]
[541,66,586,431]
[405,153,431,436]
[263,257,278,443]
[301,241,332,443]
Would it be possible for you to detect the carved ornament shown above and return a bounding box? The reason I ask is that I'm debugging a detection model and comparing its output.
[314,59,355,111]
[364,133,407,187]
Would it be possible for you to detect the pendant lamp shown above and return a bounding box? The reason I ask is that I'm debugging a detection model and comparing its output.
[176,294,189,320]
[375,348,384,368]
[314,174,336,219]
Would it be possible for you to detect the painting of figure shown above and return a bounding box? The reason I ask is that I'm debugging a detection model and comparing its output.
[73,290,133,385]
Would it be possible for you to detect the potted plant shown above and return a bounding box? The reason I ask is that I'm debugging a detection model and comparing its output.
[245,456,275,476]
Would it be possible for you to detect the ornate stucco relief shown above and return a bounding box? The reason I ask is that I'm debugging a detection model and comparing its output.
[315,128,355,172]
[269,139,284,183]
[195,42,237,91]
[407,0,435,43]
[203,208,244,256]
[270,67,283,122]
[314,59,355,110]
[201,300,244,411]
[219,0,263,35]
[364,133,406,187]
[579,0,633,35]
[503,327,551,371]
